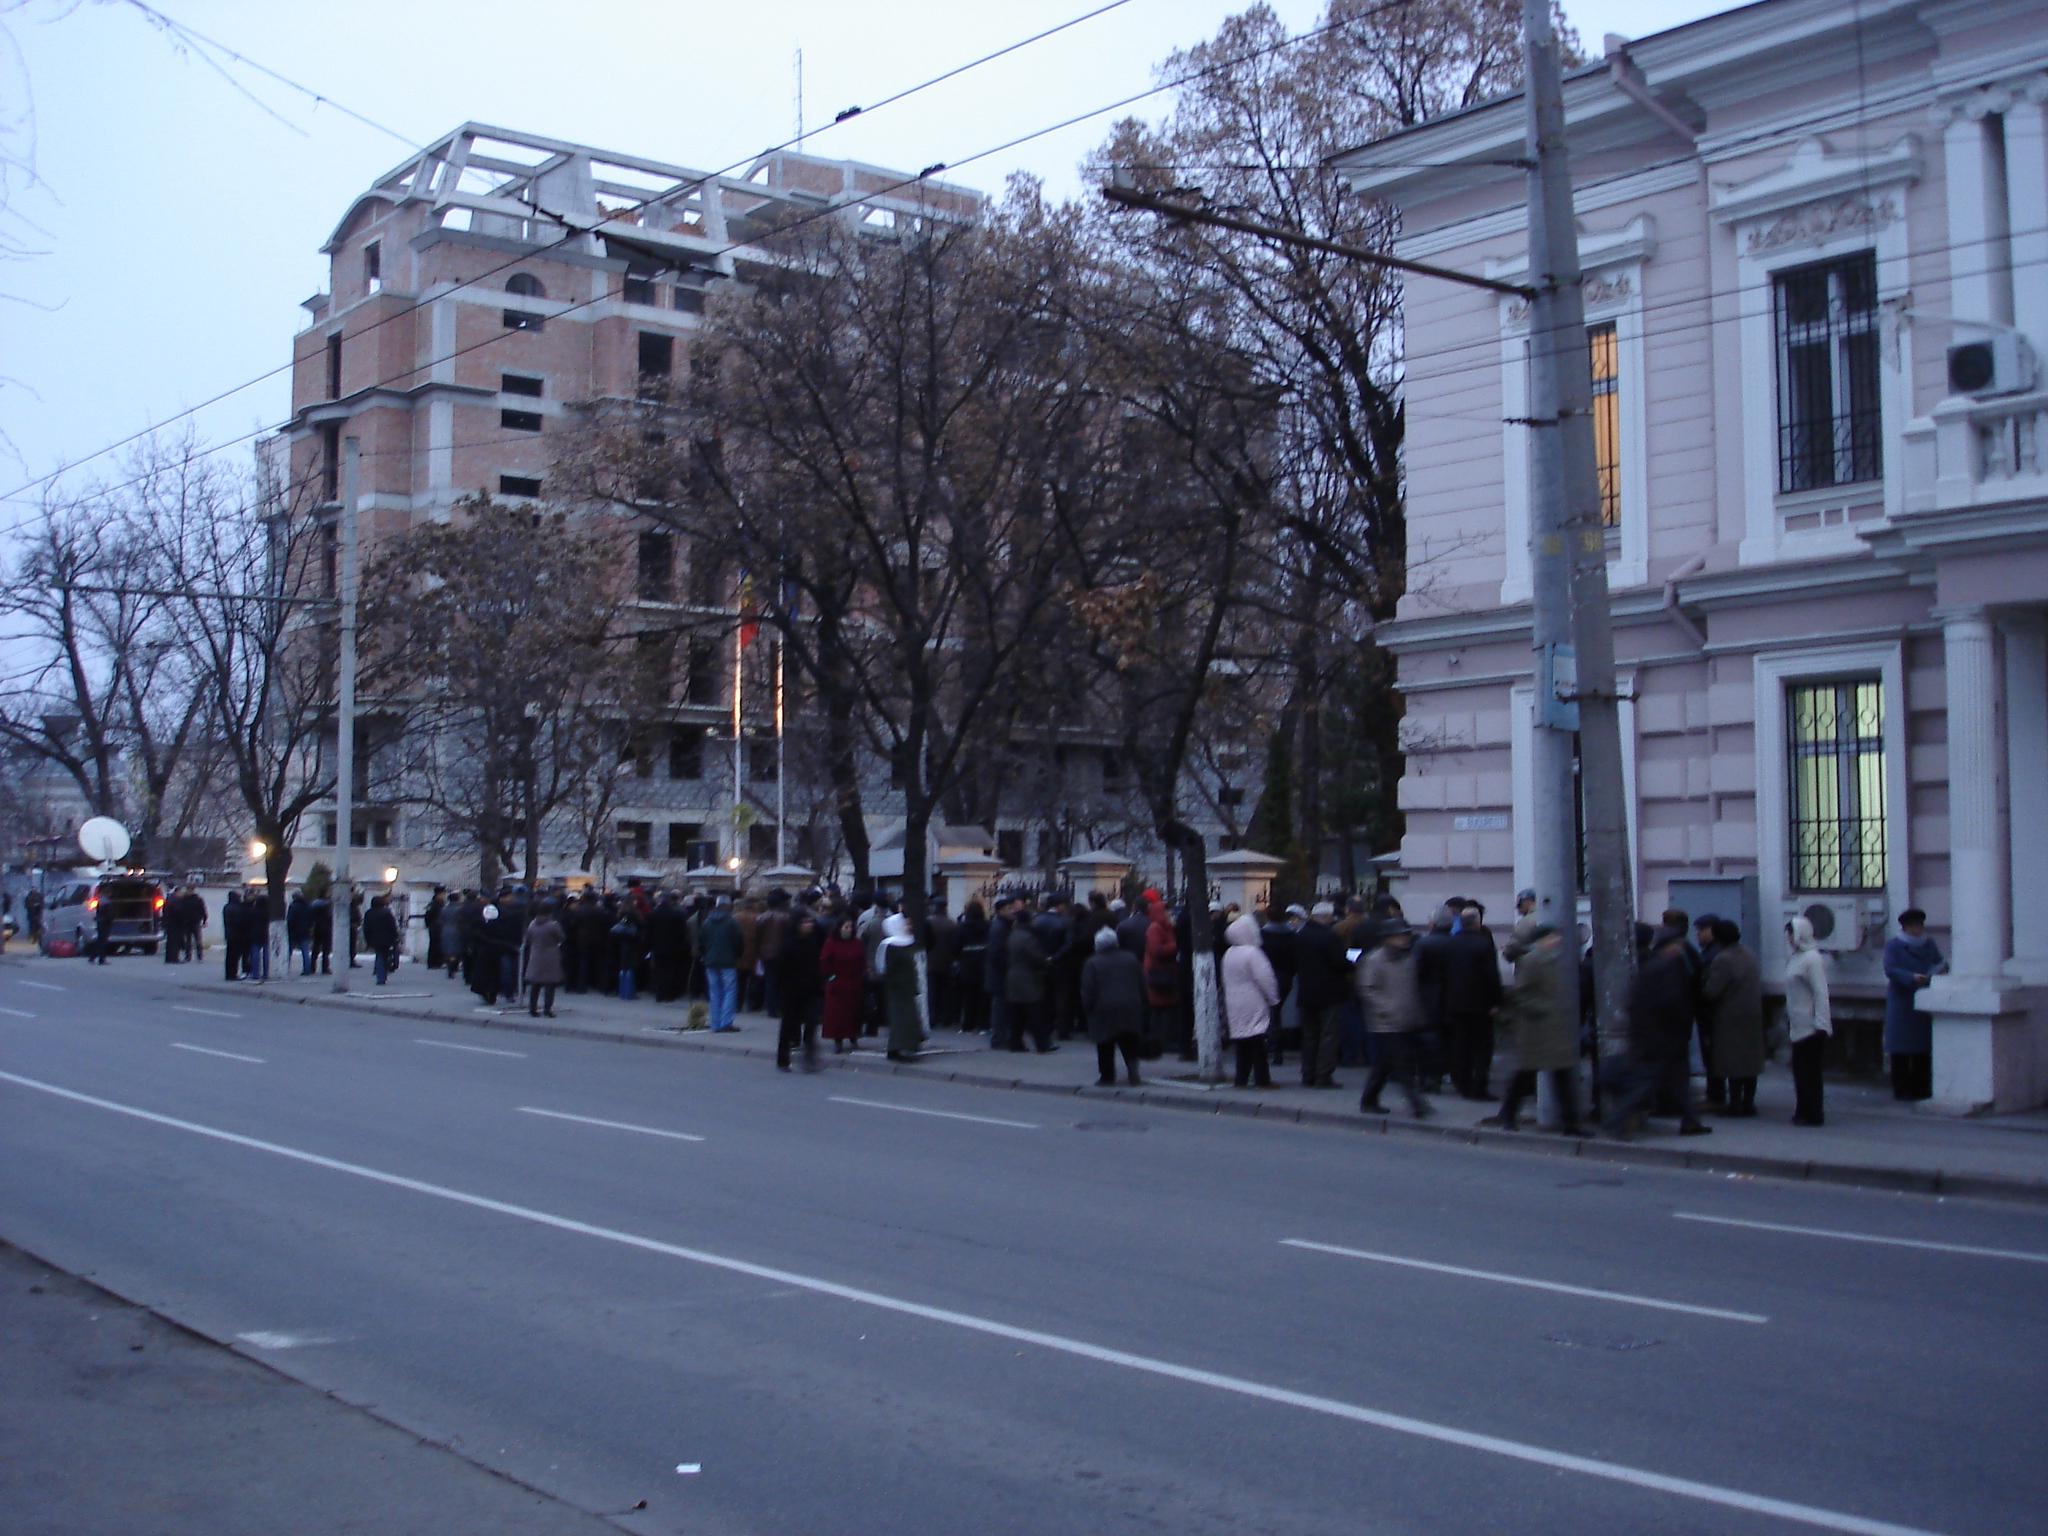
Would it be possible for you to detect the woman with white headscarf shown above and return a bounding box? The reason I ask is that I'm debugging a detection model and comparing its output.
[880,911,924,1060]
[1783,915,1833,1127]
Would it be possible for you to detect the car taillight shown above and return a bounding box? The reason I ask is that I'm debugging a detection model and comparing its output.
[154,894,165,910]
[87,896,99,911]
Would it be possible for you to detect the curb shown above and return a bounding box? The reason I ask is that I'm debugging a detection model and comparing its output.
[184,981,2048,1209]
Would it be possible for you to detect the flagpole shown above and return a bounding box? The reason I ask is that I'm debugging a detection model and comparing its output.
[731,622,743,871]
[774,636,787,867]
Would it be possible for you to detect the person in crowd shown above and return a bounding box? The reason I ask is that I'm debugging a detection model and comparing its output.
[1115,892,1153,958]
[1080,925,1146,1087]
[1262,903,1305,1066]
[736,897,764,1013]
[1604,927,1712,1138]
[1701,918,1764,1116]
[1357,920,1432,1118]
[1411,906,1456,1092]
[90,885,116,965]
[245,893,272,979]
[1432,901,1503,1101]
[954,898,990,1036]
[347,887,364,970]
[647,891,691,1003]
[610,899,643,1001]
[23,887,43,945]
[880,912,923,1061]
[1786,914,1834,1126]
[483,898,523,1005]
[221,890,247,979]
[307,888,332,975]
[1142,895,1181,1059]
[573,893,609,996]
[1293,902,1350,1088]
[521,901,565,1018]
[775,909,826,1072]
[463,900,497,1004]
[984,895,1016,1050]
[1882,908,1943,1102]
[1007,900,1055,1054]
[927,896,960,1031]
[820,915,867,1054]
[362,893,400,986]
[1221,912,1280,1089]
[1037,895,1079,1041]
[756,890,791,1017]
[423,888,446,971]
[699,895,742,1031]
[286,889,314,976]
[1691,912,1724,1106]
[440,894,466,980]
[1490,923,1583,1134]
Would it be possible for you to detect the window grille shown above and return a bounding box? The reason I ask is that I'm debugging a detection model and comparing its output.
[1788,679,1886,891]
[1588,321,1621,527]
[1774,252,1881,492]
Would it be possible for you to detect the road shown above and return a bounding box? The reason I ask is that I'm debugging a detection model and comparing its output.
[3,957,2044,1536]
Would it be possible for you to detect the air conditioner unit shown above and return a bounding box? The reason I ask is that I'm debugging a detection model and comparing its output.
[1796,897,1865,952]
[1947,332,2037,397]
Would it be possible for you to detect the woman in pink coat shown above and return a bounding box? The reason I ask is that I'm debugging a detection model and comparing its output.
[1221,913,1280,1087]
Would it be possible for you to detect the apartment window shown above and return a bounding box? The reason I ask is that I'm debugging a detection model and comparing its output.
[320,522,338,597]
[501,409,543,433]
[503,308,544,332]
[1217,785,1244,808]
[616,821,652,861]
[1588,320,1621,527]
[673,287,705,315]
[1787,679,1887,891]
[1101,749,1127,791]
[623,268,660,305]
[637,530,673,600]
[638,330,674,379]
[685,641,720,705]
[668,727,704,780]
[667,821,704,859]
[997,830,1025,868]
[498,475,542,499]
[325,333,342,400]
[506,273,545,298]
[687,547,725,608]
[364,241,382,294]
[749,824,778,860]
[501,373,543,397]
[349,818,393,849]
[1774,251,1881,492]
[319,421,341,502]
[750,736,777,782]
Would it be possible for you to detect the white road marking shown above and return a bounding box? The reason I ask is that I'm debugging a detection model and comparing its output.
[0,1006,35,1018]
[17,980,64,991]
[1675,1212,2048,1265]
[517,1107,705,1143]
[171,1043,266,1064]
[828,1095,1039,1129]
[414,1038,526,1058]
[0,1070,1956,1536]
[237,1331,342,1349]
[171,1005,242,1019]
[1283,1240,1768,1323]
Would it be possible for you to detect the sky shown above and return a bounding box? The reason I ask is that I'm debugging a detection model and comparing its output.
[0,0,1726,524]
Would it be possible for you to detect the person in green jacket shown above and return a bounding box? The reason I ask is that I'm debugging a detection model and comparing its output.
[880,911,924,1060]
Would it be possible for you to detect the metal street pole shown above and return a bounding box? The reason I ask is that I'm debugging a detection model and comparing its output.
[1523,0,1635,1100]
[332,436,360,994]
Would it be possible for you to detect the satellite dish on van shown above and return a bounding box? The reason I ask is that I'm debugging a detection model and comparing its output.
[77,817,131,865]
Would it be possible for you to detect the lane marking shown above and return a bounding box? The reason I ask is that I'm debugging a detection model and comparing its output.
[517,1107,706,1143]
[414,1038,526,1058]
[1282,1240,1768,1323]
[1675,1212,2048,1265]
[828,1095,1039,1129]
[0,1006,35,1018]
[171,1005,243,1019]
[171,1043,266,1064]
[17,980,64,991]
[237,1331,342,1350]
[0,1069,1953,1536]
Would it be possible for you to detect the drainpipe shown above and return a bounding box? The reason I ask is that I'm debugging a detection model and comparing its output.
[1662,553,1708,649]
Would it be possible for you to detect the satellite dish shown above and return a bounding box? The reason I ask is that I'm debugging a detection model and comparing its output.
[78,816,131,865]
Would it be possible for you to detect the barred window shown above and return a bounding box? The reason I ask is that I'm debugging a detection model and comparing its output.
[1774,252,1881,492]
[1788,679,1886,891]
[1588,321,1620,527]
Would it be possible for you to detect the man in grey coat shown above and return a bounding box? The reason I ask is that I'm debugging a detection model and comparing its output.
[1357,922,1432,1118]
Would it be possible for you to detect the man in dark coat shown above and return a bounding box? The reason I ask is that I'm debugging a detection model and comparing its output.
[286,892,314,975]
[926,897,960,1030]
[1007,906,1054,1054]
[1434,902,1505,1101]
[221,891,247,980]
[1080,926,1146,1086]
[1603,928,1712,1138]
[424,888,447,971]
[1260,905,1301,1065]
[646,894,691,1002]
[1292,903,1351,1088]
[309,892,333,974]
[362,894,400,985]
[984,897,1016,1051]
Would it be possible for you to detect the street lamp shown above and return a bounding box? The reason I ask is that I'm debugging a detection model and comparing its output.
[249,839,268,861]
[726,856,741,872]
[382,865,399,886]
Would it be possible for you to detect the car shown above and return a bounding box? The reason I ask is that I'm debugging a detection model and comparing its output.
[40,876,165,957]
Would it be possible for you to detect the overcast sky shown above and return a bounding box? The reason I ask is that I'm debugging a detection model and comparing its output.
[0,0,1724,520]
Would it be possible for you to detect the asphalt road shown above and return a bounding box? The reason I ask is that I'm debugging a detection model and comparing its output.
[3,957,2044,1536]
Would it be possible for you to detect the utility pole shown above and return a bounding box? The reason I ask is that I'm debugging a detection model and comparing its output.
[1522,0,1635,1093]
[332,436,360,995]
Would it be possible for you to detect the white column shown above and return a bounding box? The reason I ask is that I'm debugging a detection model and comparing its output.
[2006,80,2048,355]
[2005,616,2048,982]
[1942,107,1998,326]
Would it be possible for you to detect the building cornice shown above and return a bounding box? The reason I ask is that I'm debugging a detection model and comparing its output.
[291,378,497,430]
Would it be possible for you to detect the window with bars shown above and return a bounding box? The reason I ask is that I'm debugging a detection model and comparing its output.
[1787,679,1886,891]
[1774,252,1881,492]
[1588,321,1621,527]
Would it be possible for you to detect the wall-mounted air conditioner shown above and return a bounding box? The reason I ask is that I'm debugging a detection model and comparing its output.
[1947,332,2037,398]
[1793,897,1866,952]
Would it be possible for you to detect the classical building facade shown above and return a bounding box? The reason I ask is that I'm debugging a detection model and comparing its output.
[1331,0,2048,1110]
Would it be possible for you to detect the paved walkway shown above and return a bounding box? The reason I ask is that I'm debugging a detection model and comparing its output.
[139,952,2048,1204]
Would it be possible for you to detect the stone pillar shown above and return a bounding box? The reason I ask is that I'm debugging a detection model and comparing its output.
[2004,616,2048,984]
[2005,79,2048,353]
[1940,106,2000,325]
[1925,608,2027,1111]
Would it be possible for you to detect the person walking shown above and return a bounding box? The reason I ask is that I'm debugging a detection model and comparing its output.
[308,890,333,975]
[775,910,826,1072]
[1293,903,1350,1088]
[1221,913,1280,1089]
[1006,904,1055,1054]
[1490,924,1582,1134]
[362,894,400,985]
[1700,919,1765,1116]
[880,913,923,1060]
[1785,915,1834,1126]
[1435,902,1503,1100]
[1357,921,1432,1118]
[1881,908,1942,1102]
[1080,925,1145,1087]
[820,916,867,1053]
[221,890,247,979]
[23,888,43,947]
[699,896,742,1031]
[286,891,315,976]
[521,902,566,1017]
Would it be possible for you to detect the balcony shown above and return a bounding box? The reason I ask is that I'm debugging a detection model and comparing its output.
[1902,390,2048,514]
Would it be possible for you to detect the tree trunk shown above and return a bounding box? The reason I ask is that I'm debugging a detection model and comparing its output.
[1166,819,1223,1084]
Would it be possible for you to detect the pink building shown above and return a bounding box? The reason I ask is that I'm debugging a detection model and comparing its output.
[1330,0,2048,1110]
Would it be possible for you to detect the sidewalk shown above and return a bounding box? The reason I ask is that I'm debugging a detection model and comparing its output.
[156,954,2048,1206]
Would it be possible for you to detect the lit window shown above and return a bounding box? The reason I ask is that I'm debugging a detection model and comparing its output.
[1774,252,1880,492]
[1588,321,1620,528]
[1788,679,1886,891]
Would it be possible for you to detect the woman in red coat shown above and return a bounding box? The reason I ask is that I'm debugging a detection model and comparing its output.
[1143,898,1180,1057]
[819,916,867,1052]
